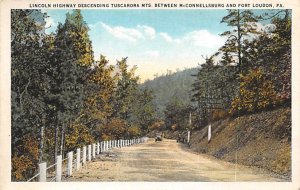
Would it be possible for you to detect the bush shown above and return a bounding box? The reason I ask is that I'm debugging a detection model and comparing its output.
[229,68,280,116]
[11,135,38,181]
[148,120,165,131]
[65,123,95,151]
[211,110,227,121]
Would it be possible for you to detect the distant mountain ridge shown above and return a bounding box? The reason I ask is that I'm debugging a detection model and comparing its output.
[140,68,198,117]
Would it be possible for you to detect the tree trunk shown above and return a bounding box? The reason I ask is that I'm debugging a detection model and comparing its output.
[60,122,64,159]
[39,124,44,163]
[54,123,59,160]
[237,9,242,74]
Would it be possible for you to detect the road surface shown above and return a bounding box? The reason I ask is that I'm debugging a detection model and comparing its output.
[65,139,281,182]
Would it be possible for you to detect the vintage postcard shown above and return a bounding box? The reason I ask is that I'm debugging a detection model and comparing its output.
[0,0,300,189]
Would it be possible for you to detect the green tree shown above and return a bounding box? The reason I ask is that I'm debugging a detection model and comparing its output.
[113,58,139,121]
[191,56,227,127]
[11,9,50,180]
[83,55,117,140]
[230,10,291,115]
[220,9,258,73]
[164,97,190,130]
[50,9,94,156]
[131,88,157,133]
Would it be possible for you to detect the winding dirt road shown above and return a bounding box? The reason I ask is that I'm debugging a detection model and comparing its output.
[65,139,281,182]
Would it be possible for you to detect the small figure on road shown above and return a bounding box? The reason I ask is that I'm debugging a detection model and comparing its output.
[155,133,162,142]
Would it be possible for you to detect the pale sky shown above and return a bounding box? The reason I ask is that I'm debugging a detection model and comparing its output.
[44,10,236,82]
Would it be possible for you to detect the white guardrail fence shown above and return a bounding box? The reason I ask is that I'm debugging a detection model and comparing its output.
[27,137,148,182]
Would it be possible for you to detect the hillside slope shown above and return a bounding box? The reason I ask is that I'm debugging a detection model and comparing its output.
[140,68,197,117]
[190,107,291,179]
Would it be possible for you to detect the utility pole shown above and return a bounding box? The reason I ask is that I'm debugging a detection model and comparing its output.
[187,112,191,144]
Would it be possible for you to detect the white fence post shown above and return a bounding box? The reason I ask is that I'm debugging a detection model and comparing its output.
[106,141,109,150]
[88,145,92,161]
[39,162,47,182]
[76,148,81,171]
[97,142,100,155]
[99,142,102,153]
[103,141,106,152]
[55,155,62,182]
[83,146,86,164]
[67,151,73,177]
[100,141,103,152]
[92,144,96,159]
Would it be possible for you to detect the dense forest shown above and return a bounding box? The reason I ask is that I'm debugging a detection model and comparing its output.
[141,68,197,118]
[11,10,157,181]
[146,10,291,131]
[11,9,291,181]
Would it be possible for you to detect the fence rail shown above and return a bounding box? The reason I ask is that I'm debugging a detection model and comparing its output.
[27,137,148,182]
